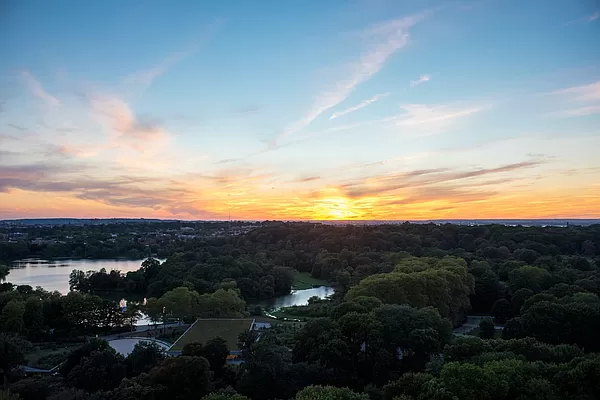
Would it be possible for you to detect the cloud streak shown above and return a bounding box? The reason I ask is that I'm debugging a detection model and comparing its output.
[21,71,59,107]
[410,74,430,87]
[275,10,432,144]
[329,93,390,120]
[340,160,543,198]
[394,103,484,133]
[551,80,600,102]
[548,80,600,117]
[124,19,224,91]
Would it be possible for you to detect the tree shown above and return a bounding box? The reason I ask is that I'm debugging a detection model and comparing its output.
[238,336,306,400]
[181,337,229,376]
[123,303,142,330]
[201,337,229,375]
[196,289,246,318]
[65,348,126,392]
[295,385,369,400]
[346,257,474,325]
[0,390,20,400]
[182,342,205,357]
[23,297,44,339]
[61,338,112,377]
[0,300,25,334]
[382,372,434,400]
[0,266,9,282]
[202,393,249,400]
[372,304,452,370]
[159,286,200,323]
[490,299,512,323]
[0,334,31,380]
[48,388,94,400]
[125,341,166,376]
[146,356,213,400]
[508,266,552,293]
[144,297,164,329]
[439,362,509,400]
[502,317,525,339]
[479,318,496,339]
[511,288,534,316]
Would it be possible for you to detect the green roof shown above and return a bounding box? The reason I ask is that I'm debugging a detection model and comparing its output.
[169,318,254,351]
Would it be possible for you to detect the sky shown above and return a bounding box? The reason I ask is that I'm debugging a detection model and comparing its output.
[1,0,599,221]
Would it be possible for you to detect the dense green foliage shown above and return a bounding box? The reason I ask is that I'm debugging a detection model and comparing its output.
[2,221,600,399]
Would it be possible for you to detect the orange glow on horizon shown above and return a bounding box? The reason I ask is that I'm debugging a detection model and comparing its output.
[2,184,599,221]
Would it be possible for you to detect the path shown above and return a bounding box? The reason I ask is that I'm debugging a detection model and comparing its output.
[101,322,188,341]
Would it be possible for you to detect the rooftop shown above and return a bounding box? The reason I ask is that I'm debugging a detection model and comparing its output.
[169,318,255,352]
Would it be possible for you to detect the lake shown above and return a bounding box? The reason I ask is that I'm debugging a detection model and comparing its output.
[8,258,334,310]
[8,258,153,294]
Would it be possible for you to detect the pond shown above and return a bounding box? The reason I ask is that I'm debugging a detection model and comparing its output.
[254,285,335,311]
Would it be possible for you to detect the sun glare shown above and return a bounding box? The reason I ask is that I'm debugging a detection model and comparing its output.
[314,196,358,220]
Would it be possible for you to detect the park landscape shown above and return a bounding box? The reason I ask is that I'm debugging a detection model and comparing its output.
[1,220,600,399]
[2,0,600,398]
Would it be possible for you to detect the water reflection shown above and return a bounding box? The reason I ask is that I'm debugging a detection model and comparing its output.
[9,258,158,294]
[259,286,335,311]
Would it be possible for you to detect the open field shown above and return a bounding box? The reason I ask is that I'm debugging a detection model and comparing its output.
[169,319,254,351]
[292,271,328,290]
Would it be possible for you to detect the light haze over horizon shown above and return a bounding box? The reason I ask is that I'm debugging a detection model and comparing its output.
[1,0,599,220]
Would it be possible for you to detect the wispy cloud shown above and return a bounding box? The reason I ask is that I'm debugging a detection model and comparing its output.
[588,11,599,22]
[553,105,600,117]
[296,176,320,183]
[275,9,433,144]
[21,71,59,107]
[124,19,223,91]
[340,159,544,198]
[548,80,600,117]
[329,93,390,120]
[410,74,430,87]
[551,80,600,102]
[125,50,195,89]
[394,104,484,133]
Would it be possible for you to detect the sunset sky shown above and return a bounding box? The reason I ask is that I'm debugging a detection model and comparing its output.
[1,0,599,220]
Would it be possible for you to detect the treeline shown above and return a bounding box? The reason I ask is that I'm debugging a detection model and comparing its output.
[69,258,295,301]
[0,221,257,261]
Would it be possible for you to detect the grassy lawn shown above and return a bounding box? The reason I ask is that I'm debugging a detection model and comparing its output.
[270,308,308,320]
[292,271,328,290]
[170,319,254,351]
[26,343,82,369]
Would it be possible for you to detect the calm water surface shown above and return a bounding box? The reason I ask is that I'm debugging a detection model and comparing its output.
[9,258,153,294]
[258,286,335,311]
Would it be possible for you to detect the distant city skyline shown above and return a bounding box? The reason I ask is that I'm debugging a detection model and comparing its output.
[1,0,599,220]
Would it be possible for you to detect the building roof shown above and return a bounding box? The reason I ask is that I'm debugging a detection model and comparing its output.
[169,318,255,352]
